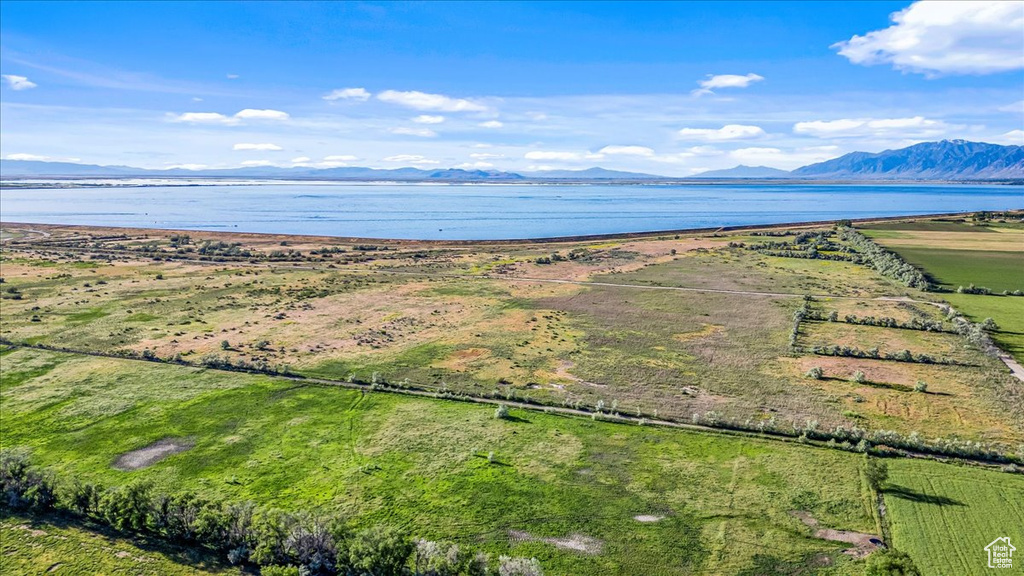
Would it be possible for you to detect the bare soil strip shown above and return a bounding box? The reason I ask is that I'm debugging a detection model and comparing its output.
[113,438,193,470]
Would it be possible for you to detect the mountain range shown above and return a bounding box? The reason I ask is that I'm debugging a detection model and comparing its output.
[2,140,1022,181]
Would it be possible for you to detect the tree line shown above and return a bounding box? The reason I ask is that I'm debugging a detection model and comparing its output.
[835,228,931,290]
[0,450,543,576]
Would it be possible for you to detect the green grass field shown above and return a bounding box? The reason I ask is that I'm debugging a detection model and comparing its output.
[943,293,1024,364]
[884,459,1024,576]
[2,347,876,575]
[883,247,1023,292]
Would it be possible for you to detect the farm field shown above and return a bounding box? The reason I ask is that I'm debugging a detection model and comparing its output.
[860,217,1024,364]
[1,220,1020,445]
[1,347,879,576]
[2,214,1023,575]
[884,459,1024,576]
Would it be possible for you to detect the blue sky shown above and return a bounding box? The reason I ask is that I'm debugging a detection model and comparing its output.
[1,1,1022,175]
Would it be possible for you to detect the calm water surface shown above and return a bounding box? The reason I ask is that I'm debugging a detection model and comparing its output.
[1,183,1021,240]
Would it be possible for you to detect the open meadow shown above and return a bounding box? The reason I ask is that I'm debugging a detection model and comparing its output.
[2,213,1023,575]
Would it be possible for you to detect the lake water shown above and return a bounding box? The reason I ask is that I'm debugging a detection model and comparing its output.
[1,182,1021,240]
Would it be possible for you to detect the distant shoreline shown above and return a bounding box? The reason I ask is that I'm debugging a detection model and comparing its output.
[3,209,1021,245]
[1,177,1022,190]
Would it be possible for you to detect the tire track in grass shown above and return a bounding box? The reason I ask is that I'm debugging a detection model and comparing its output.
[710,457,745,564]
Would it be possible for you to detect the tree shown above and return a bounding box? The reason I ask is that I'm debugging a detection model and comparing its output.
[345,525,413,576]
[499,556,543,576]
[851,371,866,384]
[220,340,231,350]
[494,404,510,420]
[805,367,824,380]
[864,549,921,576]
[914,381,928,393]
[981,317,999,331]
[100,481,153,531]
[865,459,888,492]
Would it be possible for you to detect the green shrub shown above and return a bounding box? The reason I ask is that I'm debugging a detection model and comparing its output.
[864,548,921,576]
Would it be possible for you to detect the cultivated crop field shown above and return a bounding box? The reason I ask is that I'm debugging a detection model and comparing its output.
[1,213,1023,575]
[860,217,1024,364]
[884,460,1024,576]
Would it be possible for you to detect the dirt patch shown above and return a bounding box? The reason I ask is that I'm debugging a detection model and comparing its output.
[552,360,606,388]
[633,514,664,523]
[14,524,47,537]
[435,347,492,371]
[508,529,603,555]
[113,438,193,470]
[789,510,818,527]
[791,510,882,558]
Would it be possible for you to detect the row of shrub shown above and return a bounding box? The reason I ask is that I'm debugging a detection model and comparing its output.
[836,227,931,290]
[685,412,1023,466]
[956,283,1024,296]
[754,248,858,262]
[819,309,946,332]
[801,344,959,366]
[948,312,1001,358]
[803,310,949,333]
[0,450,542,576]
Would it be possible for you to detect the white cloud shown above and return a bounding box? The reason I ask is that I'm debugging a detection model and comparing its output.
[383,154,440,165]
[377,90,488,112]
[240,160,275,167]
[169,112,239,125]
[524,150,604,161]
[793,116,948,138]
[727,146,840,169]
[324,155,359,162]
[191,97,203,102]
[291,157,312,163]
[170,109,289,125]
[995,129,1024,144]
[233,143,283,151]
[389,127,438,137]
[684,146,723,156]
[226,74,240,79]
[834,1,1024,76]
[2,74,37,90]
[470,153,504,159]
[479,120,504,128]
[455,161,495,169]
[598,145,655,157]
[692,73,764,96]
[413,115,445,124]
[323,87,371,101]
[649,146,723,164]
[234,108,290,121]
[6,153,49,161]
[677,124,765,141]
[998,100,1024,114]
[525,111,548,120]
[166,163,208,170]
